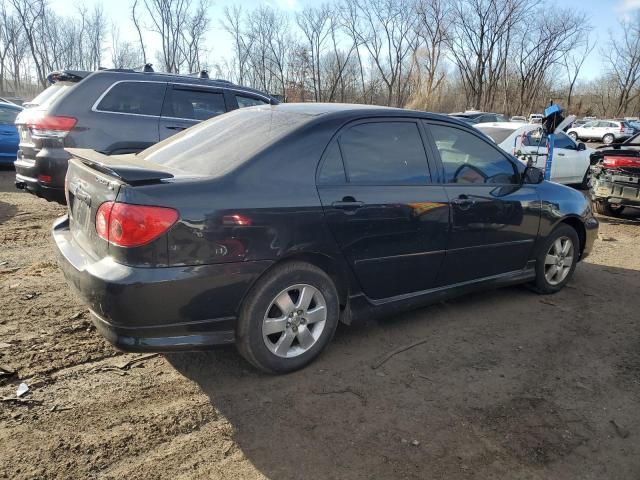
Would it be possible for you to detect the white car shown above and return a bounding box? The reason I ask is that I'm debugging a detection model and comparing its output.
[475,123,593,186]
[566,120,634,144]
[511,116,527,123]
[528,114,543,124]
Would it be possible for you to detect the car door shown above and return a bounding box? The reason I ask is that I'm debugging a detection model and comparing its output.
[425,121,540,286]
[521,130,576,184]
[158,84,227,140]
[316,119,450,300]
[553,133,587,183]
[0,105,19,159]
[579,121,597,140]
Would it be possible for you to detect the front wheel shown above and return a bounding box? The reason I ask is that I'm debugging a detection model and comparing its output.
[593,199,624,217]
[530,224,580,294]
[236,261,340,374]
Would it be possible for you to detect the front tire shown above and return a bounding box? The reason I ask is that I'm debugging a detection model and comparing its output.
[530,224,580,294]
[236,261,340,374]
[594,199,624,217]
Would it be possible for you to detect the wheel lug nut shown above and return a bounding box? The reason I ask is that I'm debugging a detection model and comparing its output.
[292,326,298,332]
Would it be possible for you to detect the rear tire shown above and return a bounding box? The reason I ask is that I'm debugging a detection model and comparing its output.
[594,199,624,217]
[236,261,340,374]
[530,224,580,295]
[603,134,615,145]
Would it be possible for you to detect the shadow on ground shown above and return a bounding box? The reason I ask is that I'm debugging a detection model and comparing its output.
[167,262,640,479]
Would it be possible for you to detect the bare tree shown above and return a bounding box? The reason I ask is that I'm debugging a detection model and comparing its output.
[179,0,209,73]
[9,0,47,86]
[296,4,332,101]
[604,13,640,116]
[564,37,594,111]
[131,0,147,64]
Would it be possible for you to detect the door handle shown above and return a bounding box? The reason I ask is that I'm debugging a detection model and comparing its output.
[451,195,476,210]
[331,200,364,210]
[165,126,187,131]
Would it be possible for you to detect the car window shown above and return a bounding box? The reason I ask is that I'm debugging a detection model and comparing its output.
[338,122,430,184]
[583,121,595,128]
[236,95,268,108]
[429,124,518,185]
[97,81,165,116]
[318,140,346,184]
[0,106,19,124]
[496,114,508,122]
[163,88,226,121]
[554,133,577,150]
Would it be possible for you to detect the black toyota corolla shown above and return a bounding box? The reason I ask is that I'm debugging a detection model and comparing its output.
[53,103,598,373]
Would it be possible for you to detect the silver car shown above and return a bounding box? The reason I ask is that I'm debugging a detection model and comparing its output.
[567,120,634,144]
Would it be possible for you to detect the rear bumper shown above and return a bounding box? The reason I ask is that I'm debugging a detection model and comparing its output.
[15,172,65,203]
[53,215,273,351]
[14,149,69,204]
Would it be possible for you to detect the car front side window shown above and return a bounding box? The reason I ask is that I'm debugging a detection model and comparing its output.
[429,124,518,185]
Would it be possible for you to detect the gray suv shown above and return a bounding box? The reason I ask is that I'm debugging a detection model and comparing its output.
[14,68,278,203]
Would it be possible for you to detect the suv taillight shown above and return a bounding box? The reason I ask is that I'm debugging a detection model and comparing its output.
[96,202,179,247]
[23,111,77,138]
[602,156,640,168]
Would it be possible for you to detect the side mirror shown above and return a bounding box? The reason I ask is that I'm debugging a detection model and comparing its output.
[578,143,586,151]
[523,166,544,184]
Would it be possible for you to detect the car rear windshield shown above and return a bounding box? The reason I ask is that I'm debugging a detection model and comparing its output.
[26,82,75,108]
[476,127,516,144]
[139,107,314,176]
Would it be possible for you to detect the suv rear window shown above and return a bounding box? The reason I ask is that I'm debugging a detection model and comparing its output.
[140,107,312,176]
[27,82,75,108]
[96,81,165,116]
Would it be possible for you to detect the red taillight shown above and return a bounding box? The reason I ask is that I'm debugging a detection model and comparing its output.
[222,214,252,226]
[602,156,640,168]
[95,201,179,247]
[38,174,52,183]
[22,110,77,138]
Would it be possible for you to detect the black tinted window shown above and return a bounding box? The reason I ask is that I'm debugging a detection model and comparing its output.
[318,141,346,184]
[97,82,165,116]
[163,88,226,120]
[236,95,268,108]
[430,124,517,184]
[339,122,429,184]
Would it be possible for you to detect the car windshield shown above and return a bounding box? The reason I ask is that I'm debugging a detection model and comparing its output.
[140,107,314,176]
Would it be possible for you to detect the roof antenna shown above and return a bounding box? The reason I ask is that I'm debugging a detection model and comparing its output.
[143,63,154,73]
[198,70,209,79]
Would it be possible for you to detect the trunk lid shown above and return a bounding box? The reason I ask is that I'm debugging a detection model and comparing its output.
[65,149,175,258]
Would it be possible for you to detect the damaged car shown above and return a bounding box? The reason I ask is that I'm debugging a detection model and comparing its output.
[590,132,640,216]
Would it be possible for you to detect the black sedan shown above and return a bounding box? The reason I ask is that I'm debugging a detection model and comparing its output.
[54,104,599,373]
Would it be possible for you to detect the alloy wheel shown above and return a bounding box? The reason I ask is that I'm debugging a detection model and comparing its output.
[544,236,574,286]
[262,284,327,358]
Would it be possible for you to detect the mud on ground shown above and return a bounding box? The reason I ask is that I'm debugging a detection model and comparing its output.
[1,168,639,479]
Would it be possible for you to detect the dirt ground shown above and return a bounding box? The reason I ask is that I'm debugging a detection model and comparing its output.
[1,167,640,480]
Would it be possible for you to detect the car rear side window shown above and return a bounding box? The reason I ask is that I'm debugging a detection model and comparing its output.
[236,95,268,108]
[163,88,226,120]
[96,82,165,116]
[318,141,346,184]
[338,122,430,184]
[429,124,518,185]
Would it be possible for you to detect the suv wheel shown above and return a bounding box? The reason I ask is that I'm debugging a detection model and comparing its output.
[236,261,340,374]
[530,224,579,294]
[602,133,615,144]
[568,132,578,141]
[594,199,624,217]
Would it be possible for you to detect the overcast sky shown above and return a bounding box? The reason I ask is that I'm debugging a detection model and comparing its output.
[48,0,640,81]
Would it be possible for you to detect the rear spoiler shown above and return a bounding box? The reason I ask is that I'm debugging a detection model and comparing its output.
[66,148,174,184]
[47,70,91,84]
